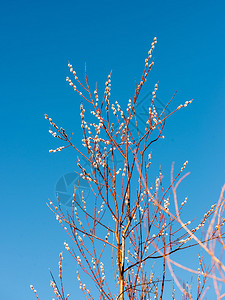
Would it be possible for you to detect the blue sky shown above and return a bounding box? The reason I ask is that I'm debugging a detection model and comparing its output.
[1,0,225,299]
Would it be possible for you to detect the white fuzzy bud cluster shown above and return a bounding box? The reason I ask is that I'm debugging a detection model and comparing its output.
[160,223,168,236]
[94,89,99,107]
[115,100,124,118]
[179,235,193,244]
[138,205,144,215]
[64,241,70,251]
[144,240,152,254]
[154,285,158,299]
[104,74,111,111]
[58,252,63,279]
[115,122,124,136]
[164,197,170,211]
[182,221,191,228]
[215,218,225,230]
[177,99,193,110]
[30,285,38,296]
[66,64,86,97]
[77,162,90,180]
[74,206,83,226]
[148,104,159,130]
[91,257,96,269]
[49,146,65,153]
[112,215,117,222]
[44,115,52,125]
[45,114,68,152]
[111,103,117,115]
[149,272,154,284]
[179,215,213,244]
[148,37,157,59]
[76,269,83,290]
[77,256,81,265]
[141,37,157,84]
[125,255,129,263]
[98,201,105,214]
[100,262,105,281]
[56,214,62,224]
[152,83,158,100]
[155,177,160,192]
[152,105,158,120]
[122,163,127,177]
[105,231,110,241]
[146,153,152,169]
[181,196,188,206]
[115,168,122,175]
[82,283,90,294]
[127,98,132,111]
[82,191,86,211]
[90,110,101,120]
[110,122,114,133]
[49,129,57,138]
[190,203,217,232]
[66,76,78,92]
[50,281,59,296]
[181,161,188,172]
[80,102,85,119]
[68,62,77,78]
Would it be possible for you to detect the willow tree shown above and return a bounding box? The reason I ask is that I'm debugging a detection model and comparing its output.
[31,38,225,300]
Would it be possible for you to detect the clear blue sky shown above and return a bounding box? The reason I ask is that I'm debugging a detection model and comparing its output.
[1,0,225,299]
